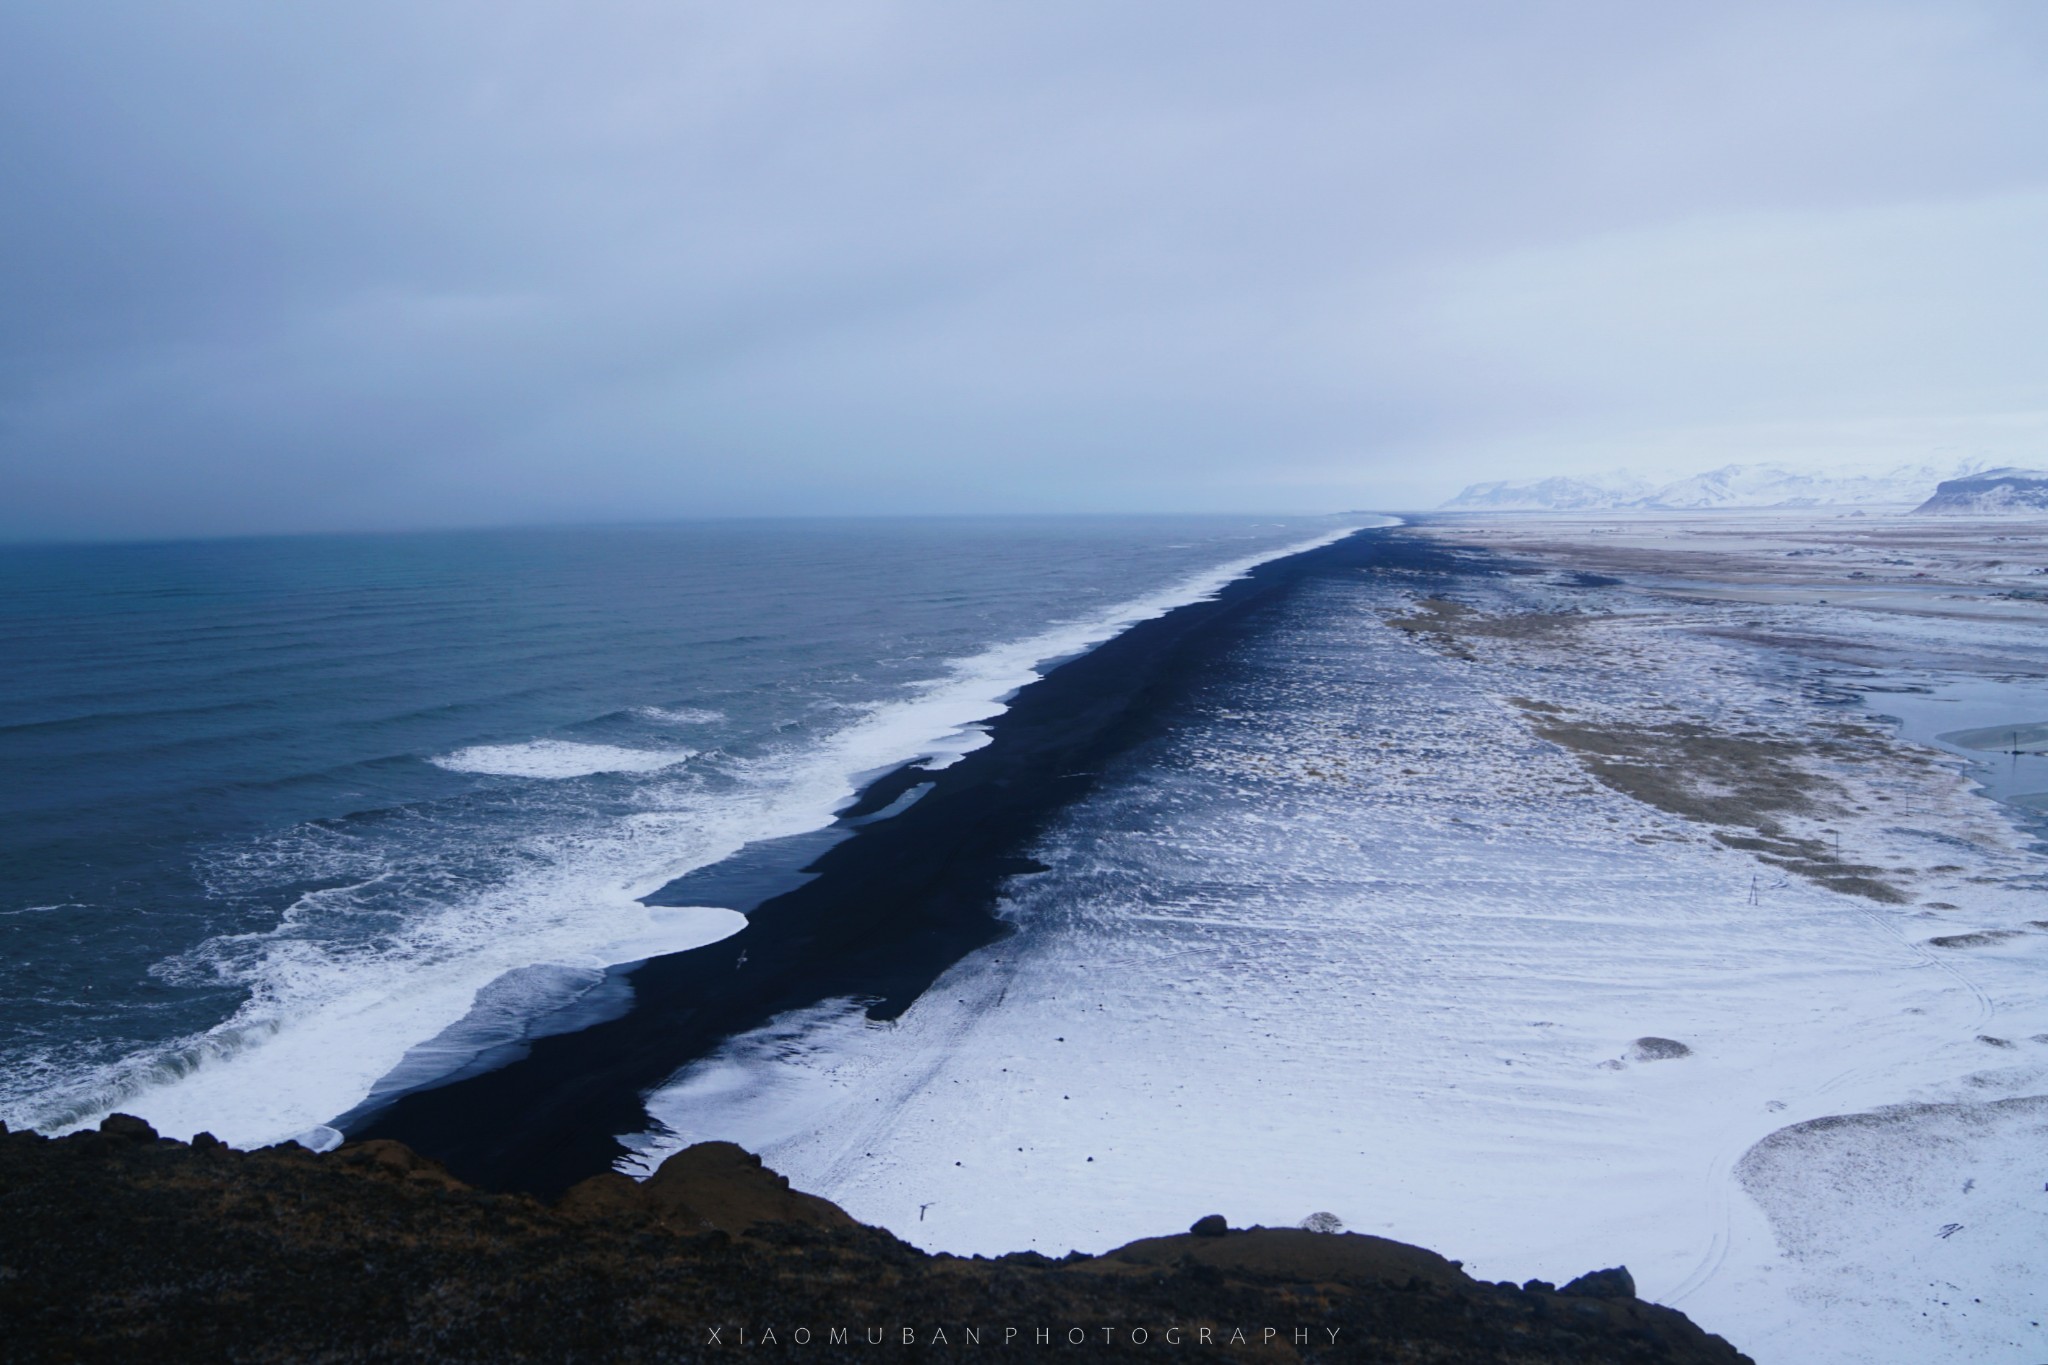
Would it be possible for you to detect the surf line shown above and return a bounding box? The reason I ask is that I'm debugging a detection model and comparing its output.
[354,523,1418,1197]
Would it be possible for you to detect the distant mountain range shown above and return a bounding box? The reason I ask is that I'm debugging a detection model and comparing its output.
[1441,460,2012,512]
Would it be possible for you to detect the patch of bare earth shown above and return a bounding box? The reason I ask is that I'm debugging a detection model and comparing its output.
[1514,713,1908,904]
[1386,599,1911,904]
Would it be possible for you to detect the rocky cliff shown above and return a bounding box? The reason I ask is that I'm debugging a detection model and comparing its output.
[1911,467,2048,514]
[0,1115,1751,1363]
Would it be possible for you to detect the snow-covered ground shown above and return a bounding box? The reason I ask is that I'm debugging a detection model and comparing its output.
[626,517,2048,1365]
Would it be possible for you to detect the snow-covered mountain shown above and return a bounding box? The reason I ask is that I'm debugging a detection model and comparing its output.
[1436,473,1659,511]
[1441,459,1995,512]
[1911,467,2048,514]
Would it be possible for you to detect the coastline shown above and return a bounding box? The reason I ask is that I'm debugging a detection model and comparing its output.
[353,524,1421,1196]
[252,509,2048,1361]
[9,520,1363,1155]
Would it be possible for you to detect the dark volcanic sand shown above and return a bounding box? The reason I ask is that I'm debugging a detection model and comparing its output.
[354,527,1474,1198]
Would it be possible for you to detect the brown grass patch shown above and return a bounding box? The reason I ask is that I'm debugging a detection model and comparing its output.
[1515,707,1910,904]
[1388,598,1588,643]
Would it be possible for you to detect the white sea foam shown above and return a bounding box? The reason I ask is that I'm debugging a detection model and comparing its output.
[634,706,726,725]
[430,740,695,778]
[27,523,1376,1149]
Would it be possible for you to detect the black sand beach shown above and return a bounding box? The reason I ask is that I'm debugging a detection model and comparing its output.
[354,525,1464,1197]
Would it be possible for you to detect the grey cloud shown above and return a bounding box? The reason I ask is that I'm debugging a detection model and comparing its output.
[3,1,2046,537]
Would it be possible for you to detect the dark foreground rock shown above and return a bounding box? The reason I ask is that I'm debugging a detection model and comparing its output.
[0,1117,1751,1363]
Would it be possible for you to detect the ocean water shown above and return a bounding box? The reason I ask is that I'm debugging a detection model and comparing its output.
[0,515,1345,1144]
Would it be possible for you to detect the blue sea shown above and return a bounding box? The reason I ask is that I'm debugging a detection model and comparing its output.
[0,516,1346,1144]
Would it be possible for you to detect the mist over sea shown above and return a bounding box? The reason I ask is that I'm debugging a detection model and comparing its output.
[0,515,1341,1144]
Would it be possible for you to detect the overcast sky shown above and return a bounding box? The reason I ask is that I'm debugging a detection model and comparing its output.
[3,1,2046,538]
